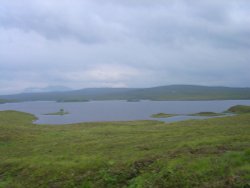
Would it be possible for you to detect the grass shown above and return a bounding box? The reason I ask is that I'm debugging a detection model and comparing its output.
[44,111,69,115]
[44,109,69,115]
[0,109,250,187]
[151,113,176,118]
[190,112,225,117]
[227,105,250,114]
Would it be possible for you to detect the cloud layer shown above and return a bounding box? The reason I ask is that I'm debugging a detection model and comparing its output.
[1,0,250,94]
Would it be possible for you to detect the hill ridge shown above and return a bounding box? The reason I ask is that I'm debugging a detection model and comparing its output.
[1,85,250,101]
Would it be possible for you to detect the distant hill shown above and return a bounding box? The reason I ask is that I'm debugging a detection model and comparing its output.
[23,86,72,93]
[0,99,17,104]
[1,85,250,102]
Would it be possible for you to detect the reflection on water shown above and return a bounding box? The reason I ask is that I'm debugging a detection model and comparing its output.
[0,100,250,125]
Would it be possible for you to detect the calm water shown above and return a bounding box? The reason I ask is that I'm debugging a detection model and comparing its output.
[1,100,250,124]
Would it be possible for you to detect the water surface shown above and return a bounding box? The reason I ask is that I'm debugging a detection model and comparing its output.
[0,100,250,124]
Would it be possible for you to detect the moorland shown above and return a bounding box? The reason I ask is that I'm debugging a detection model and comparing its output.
[0,105,249,187]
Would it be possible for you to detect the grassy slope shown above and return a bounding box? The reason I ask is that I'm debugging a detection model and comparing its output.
[0,111,250,187]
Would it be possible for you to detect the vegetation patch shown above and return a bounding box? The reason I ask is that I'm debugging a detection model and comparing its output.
[44,109,69,115]
[190,112,225,116]
[151,113,176,118]
[0,108,250,187]
[227,105,250,114]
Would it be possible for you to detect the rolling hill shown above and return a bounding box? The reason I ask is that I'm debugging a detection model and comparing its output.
[1,85,250,102]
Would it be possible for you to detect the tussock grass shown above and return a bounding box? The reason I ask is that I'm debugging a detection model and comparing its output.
[0,110,250,187]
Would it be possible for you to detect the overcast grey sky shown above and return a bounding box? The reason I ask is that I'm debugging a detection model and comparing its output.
[0,0,250,94]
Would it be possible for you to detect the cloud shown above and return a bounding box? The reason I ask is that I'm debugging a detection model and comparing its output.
[0,0,250,94]
[0,0,129,44]
[58,64,141,87]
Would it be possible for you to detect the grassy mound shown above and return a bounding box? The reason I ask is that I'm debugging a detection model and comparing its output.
[44,111,69,115]
[227,105,250,114]
[44,109,69,115]
[190,112,224,116]
[0,110,250,187]
[151,113,176,118]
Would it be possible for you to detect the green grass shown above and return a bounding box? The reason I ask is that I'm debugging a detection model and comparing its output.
[227,105,250,114]
[0,110,250,187]
[151,113,176,118]
[44,111,69,115]
[44,110,69,115]
[190,112,225,117]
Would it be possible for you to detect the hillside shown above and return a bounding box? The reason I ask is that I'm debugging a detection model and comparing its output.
[0,99,17,104]
[1,85,250,102]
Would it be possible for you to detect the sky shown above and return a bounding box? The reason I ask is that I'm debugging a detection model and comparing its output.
[0,0,250,94]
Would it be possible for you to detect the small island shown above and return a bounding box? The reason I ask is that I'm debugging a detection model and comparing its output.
[0,99,18,104]
[226,105,250,114]
[190,105,250,117]
[151,113,176,118]
[127,99,140,102]
[190,112,225,117]
[44,109,69,116]
[57,99,90,103]
[0,99,8,104]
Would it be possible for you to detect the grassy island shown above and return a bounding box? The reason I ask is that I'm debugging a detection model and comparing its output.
[57,99,90,103]
[44,109,69,115]
[0,99,18,104]
[151,113,176,118]
[227,105,250,114]
[190,112,225,116]
[127,99,140,102]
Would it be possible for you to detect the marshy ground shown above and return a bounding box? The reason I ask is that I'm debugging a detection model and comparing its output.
[0,105,250,187]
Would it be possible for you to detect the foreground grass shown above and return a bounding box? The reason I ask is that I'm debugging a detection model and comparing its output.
[0,110,250,187]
